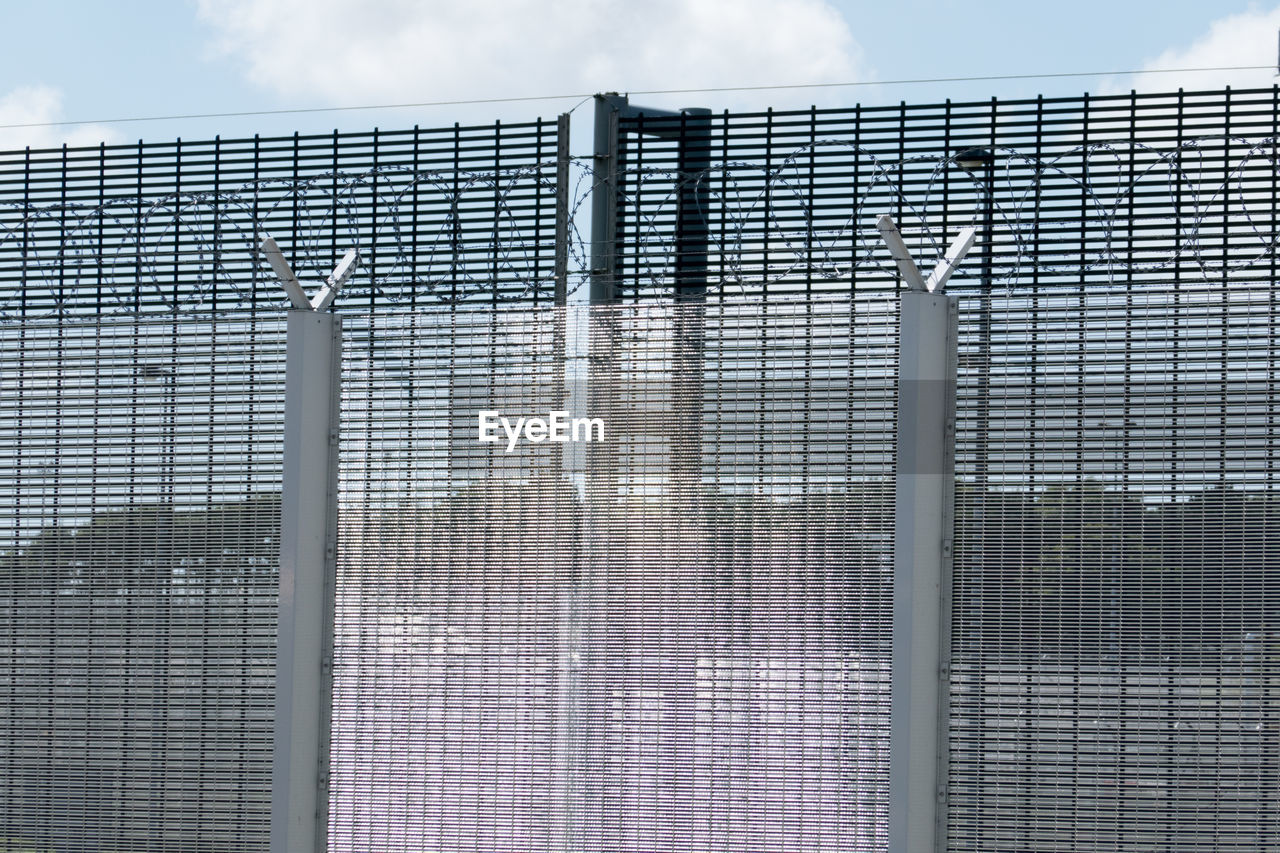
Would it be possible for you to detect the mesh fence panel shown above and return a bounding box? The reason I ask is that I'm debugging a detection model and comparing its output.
[5,86,1280,851]
[607,88,1280,848]
[947,281,1280,851]
[0,115,562,853]
[329,306,568,850]
[0,119,561,321]
[0,315,286,852]
[610,88,1280,303]
[328,295,897,852]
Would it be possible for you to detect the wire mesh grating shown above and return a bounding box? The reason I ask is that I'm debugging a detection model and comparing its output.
[328,296,897,852]
[0,314,286,852]
[0,119,562,320]
[0,85,1278,851]
[947,282,1280,851]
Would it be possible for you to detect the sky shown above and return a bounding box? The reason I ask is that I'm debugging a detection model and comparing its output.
[0,1,1276,152]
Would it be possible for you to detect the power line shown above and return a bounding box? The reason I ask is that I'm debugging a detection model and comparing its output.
[0,64,1271,132]
[628,65,1276,97]
[0,92,597,131]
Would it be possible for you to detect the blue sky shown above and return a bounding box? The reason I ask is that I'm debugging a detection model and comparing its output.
[0,1,1276,149]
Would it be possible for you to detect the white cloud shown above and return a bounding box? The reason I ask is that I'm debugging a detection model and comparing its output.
[0,86,117,152]
[196,0,868,112]
[1124,5,1280,93]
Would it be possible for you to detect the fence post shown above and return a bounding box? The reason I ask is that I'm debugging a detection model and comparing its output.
[590,94,624,305]
[273,308,341,853]
[889,289,958,853]
[265,232,353,853]
[554,111,570,307]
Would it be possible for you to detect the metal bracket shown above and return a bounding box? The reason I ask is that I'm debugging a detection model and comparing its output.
[876,214,977,294]
[260,232,360,311]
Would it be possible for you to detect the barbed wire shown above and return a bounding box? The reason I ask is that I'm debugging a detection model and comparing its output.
[612,135,1280,295]
[0,134,1278,320]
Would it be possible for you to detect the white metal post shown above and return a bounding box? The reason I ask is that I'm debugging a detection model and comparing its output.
[877,215,970,853]
[265,234,355,853]
[274,309,341,853]
[889,290,958,853]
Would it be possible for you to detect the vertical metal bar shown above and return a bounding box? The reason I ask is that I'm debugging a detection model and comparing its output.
[554,112,570,306]
[291,132,300,284]
[587,95,625,505]
[1171,90,1184,491]
[763,107,773,297]
[370,128,379,313]
[675,109,711,300]
[973,103,996,501]
[666,105,713,834]
[554,291,581,847]
[550,113,572,488]
[135,140,144,314]
[1219,91,1232,482]
[273,309,341,853]
[897,101,907,275]
[411,124,421,310]
[212,136,222,313]
[717,109,728,301]
[173,138,181,311]
[582,96,630,848]
[491,120,502,307]
[330,130,340,304]
[805,106,816,294]
[590,94,623,305]
[252,134,262,310]
[942,98,951,273]
[632,112,645,299]
[889,290,957,853]
[1031,95,1043,488]
[1271,85,1278,516]
[451,123,461,302]
[58,145,67,313]
[672,106,712,496]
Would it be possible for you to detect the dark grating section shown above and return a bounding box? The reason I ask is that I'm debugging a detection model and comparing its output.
[0,119,561,319]
[947,281,1280,850]
[611,87,1280,303]
[0,315,286,852]
[329,295,896,852]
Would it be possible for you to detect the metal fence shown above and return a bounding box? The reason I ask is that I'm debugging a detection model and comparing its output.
[600,87,1280,302]
[947,281,1280,851]
[0,118,563,320]
[0,86,1278,853]
[7,89,1280,314]
[329,298,897,851]
[1,314,286,851]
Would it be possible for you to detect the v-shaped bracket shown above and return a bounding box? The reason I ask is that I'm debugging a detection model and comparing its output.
[876,214,977,294]
[260,233,360,312]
